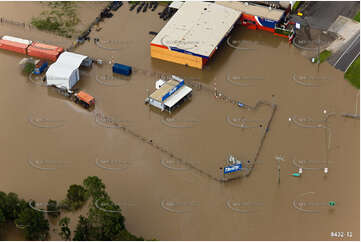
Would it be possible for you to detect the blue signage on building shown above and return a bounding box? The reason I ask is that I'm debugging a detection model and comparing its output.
[224,164,242,174]
[161,80,184,101]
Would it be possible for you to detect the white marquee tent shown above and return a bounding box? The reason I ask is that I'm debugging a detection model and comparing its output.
[46,52,89,90]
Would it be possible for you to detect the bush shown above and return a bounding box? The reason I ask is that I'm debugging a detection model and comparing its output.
[345,56,360,89]
[354,11,360,22]
[292,1,301,12]
[23,63,35,74]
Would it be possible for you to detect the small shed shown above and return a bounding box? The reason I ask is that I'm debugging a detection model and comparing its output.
[46,52,89,90]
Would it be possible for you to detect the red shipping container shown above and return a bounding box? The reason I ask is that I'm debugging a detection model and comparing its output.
[0,39,28,55]
[27,46,60,62]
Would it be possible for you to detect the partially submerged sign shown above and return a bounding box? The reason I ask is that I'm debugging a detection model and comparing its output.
[224,164,242,174]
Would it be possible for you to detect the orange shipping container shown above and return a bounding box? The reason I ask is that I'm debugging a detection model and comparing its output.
[27,46,60,62]
[27,42,64,62]
[0,39,28,55]
[31,42,64,53]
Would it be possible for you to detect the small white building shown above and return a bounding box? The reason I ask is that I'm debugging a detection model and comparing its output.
[46,52,90,91]
[146,75,192,113]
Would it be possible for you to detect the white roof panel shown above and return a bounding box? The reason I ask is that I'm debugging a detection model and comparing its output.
[164,85,192,108]
[151,2,240,57]
[56,51,88,68]
[216,2,284,21]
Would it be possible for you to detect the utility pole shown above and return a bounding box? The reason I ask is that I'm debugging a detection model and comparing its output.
[275,155,284,184]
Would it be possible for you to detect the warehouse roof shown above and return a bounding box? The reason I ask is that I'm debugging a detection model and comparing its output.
[151,2,240,58]
[216,2,285,21]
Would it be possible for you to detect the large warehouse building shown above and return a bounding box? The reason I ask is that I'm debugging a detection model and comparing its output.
[150,2,240,69]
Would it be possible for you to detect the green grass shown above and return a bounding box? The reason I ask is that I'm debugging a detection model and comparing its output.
[158,1,171,6]
[354,11,360,22]
[292,1,301,12]
[345,56,360,89]
[314,50,332,63]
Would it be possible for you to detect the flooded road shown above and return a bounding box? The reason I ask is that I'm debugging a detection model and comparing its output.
[0,2,359,240]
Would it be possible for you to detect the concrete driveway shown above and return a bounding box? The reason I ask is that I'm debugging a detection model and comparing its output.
[301,1,360,30]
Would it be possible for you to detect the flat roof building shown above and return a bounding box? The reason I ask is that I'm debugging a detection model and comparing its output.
[146,75,192,113]
[150,2,240,69]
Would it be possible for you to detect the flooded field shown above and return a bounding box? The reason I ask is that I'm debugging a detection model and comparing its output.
[0,2,359,240]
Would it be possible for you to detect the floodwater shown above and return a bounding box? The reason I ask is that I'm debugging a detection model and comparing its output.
[0,2,359,240]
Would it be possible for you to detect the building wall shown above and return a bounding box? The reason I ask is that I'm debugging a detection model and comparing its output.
[150,45,204,69]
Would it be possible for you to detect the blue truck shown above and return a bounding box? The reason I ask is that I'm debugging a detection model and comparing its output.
[33,60,48,75]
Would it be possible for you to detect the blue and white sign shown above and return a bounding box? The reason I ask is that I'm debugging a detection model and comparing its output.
[224,164,242,174]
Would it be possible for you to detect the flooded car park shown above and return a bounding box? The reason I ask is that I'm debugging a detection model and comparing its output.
[0,2,359,240]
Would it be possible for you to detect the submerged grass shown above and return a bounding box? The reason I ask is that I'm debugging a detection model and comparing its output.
[31,2,79,38]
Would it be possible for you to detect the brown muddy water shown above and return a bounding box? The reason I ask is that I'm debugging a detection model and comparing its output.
[0,2,359,241]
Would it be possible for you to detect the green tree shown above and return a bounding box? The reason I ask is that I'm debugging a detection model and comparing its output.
[73,215,92,241]
[47,199,60,218]
[88,198,125,240]
[58,217,71,240]
[66,185,88,210]
[0,209,6,238]
[83,176,108,201]
[15,206,49,240]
